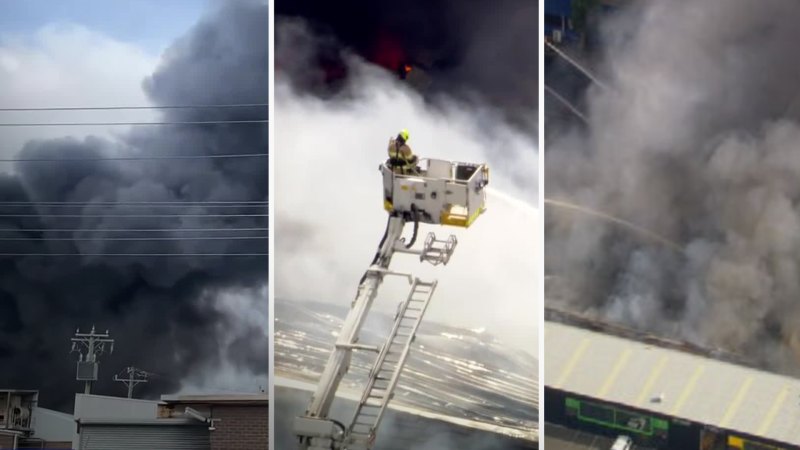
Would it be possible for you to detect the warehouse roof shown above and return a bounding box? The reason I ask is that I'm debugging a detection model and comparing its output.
[545,319,800,445]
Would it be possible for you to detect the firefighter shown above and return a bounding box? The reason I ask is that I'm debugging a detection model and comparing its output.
[387,129,418,174]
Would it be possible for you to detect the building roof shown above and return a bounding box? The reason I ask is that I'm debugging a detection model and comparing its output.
[77,417,201,426]
[0,389,38,395]
[160,394,268,406]
[545,320,800,445]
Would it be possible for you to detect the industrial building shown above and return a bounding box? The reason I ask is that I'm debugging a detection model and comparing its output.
[0,390,73,449]
[545,314,800,449]
[0,390,268,450]
[544,0,628,45]
[75,393,268,450]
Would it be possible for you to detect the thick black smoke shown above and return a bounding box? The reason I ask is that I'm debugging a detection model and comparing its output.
[546,0,800,374]
[0,1,267,411]
[276,0,538,130]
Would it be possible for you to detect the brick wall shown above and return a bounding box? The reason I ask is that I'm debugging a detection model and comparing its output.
[17,440,73,449]
[210,405,268,450]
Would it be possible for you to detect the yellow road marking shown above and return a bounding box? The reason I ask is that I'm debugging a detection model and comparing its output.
[671,364,705,416]
[597,348,633,397]
[757,385,789,436]
[720,375,754,428]
[554,337,591,388]
[635,355,669,406]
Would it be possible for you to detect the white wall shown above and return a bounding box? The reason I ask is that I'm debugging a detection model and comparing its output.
[72,394,159,449]
[30,407,74,442]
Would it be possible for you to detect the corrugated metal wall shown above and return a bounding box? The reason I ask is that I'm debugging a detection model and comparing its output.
[79,424,209,450]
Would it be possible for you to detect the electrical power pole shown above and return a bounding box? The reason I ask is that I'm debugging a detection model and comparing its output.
[113,367,151,398]
[70,326,114,395]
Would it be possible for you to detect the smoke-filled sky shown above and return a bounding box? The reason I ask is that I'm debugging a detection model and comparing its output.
[275,16,539,353]
[0,0,267,411]
[276,0,538,130]
[546,0,800,374]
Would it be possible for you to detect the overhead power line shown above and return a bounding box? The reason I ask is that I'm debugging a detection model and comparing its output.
[0,103,268,112]
[0,119,268,127]
[0,227,267,233]
[0,201,267,205]
[0,236,266,241]
[0,204,267,209]
[0,153,268,162]
[0,213,267,218]
[0,253,268,256]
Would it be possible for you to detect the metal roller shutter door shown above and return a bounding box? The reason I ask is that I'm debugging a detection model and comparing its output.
[80,424,210,450]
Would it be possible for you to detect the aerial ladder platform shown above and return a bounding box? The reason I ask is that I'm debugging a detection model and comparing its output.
[294,157,490,449]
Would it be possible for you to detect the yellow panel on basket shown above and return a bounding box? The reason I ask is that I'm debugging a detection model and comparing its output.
[727,436,743,449]
[440,205,485,228]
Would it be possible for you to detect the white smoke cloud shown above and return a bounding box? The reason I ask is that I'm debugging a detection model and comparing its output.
[275,24,539,354]
[179,287,268,395]
[0,23,159,158]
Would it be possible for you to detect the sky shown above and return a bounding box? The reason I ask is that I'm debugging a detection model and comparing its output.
[0,0,208,54]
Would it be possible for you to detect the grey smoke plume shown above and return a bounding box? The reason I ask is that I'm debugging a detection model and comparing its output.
[546,0,800,373]
[0,1,267,410]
